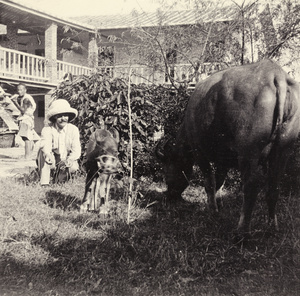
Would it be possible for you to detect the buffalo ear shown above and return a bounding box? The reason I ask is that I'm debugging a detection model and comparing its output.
[94,129,106,143]
[108,127,120,144]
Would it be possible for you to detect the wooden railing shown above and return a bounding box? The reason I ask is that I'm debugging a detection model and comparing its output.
[57,60,92,81]
[0,47,92,84]
[0,47,222,86]
[98,63,223,85]
[0,47,48,82]
[99,65,163,84]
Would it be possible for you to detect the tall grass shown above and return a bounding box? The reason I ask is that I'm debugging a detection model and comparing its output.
[0,174,299,296]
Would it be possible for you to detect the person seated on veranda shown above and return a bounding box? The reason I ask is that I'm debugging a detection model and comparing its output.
[36,99,81,186]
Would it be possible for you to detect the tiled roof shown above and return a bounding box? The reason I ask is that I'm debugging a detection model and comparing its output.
[72,5,239,30]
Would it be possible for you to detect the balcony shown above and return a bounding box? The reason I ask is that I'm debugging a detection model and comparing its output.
[0,47,48,82]
[57,60,92,81]
[0,47,221,87]
[0,47,92,85]
[98,63,222,86]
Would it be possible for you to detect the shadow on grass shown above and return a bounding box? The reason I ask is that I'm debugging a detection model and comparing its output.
[44,189,81,212]
[0,154,14,159]
[1,189,299,296]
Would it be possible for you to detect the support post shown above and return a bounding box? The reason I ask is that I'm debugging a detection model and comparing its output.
[45,23,58,84]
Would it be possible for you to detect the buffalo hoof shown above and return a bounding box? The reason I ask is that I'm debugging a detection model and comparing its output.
[163,197,190,209]
[261,221,280,238]
[233,230,252,244]
[268,216,279,232]
[207,202,219,214]
[79,203,88,214]
[99,204,109,215]
[216,197,223,209]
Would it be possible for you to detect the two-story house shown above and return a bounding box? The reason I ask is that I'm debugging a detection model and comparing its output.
[0,0,98,133]
[0,0,283,135]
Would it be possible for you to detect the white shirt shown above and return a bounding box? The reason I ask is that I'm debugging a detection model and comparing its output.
[40,123,81,161]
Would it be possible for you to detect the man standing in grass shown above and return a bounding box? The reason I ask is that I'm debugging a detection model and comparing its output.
[36,99,81,186]
[11,83,39,159]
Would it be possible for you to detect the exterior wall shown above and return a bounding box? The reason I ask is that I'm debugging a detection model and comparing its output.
[98,28,132,65]
[0,14,95,136]
[33,95,44,134]
[0,27,91,67]
[62,50,88,65]
[13,34,45,55]
[98,25,230,66]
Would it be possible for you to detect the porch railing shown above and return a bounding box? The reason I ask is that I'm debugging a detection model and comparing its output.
[0,47,48,82]
[57,60,92,81]
[98,63,223,85]
[0,46,222,86]
[0,47,93,84]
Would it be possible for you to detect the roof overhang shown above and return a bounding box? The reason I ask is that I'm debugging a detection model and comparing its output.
[0,0,96,35]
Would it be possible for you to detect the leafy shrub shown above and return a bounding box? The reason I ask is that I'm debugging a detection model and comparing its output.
[53,72,191,179]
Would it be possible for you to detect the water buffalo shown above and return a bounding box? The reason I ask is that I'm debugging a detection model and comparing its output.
[80,128,120,213]
[157,59,300,234]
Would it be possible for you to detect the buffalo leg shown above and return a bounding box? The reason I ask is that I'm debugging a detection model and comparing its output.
[198,158,219,212]
[266,147,290,230]
[80,177,97,213]
[105,174,113,204]
[238,159,262,234]
[167,165,193,202]
[238,183,259,234]
[92,177,101,211]
[203,168,218,212]
[215,166,228,191]
[215,166,229,207]
[80,188,91,213]
[99,175,107,208]
[99,174,112,215]
[81,168,96,208]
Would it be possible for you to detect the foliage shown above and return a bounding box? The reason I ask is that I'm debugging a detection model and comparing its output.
[94,0,300,79]
[120,14,237,84]
[55,1,300,185]
[268,0,300,57]
[53,73,190,179]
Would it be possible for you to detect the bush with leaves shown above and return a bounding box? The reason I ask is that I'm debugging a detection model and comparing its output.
[53,72,190,179]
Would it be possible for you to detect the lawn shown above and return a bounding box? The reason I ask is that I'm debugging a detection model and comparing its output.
[0,174,299,296]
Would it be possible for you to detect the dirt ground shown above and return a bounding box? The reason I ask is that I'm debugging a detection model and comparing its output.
[0,141,40,178]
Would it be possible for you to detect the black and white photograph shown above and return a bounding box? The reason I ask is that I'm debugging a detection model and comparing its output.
[0,0,299,295]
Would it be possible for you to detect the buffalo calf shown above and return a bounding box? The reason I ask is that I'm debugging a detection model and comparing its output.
[80,128,120,214]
